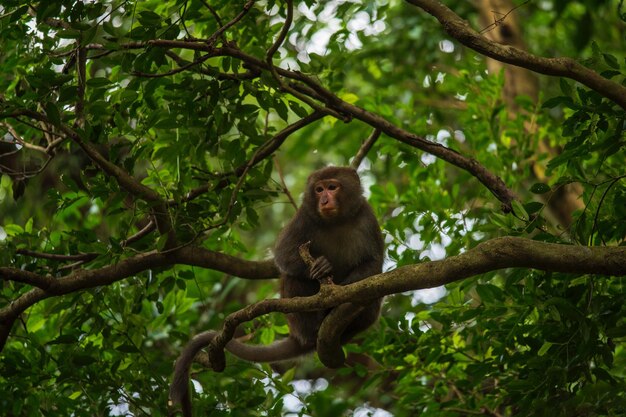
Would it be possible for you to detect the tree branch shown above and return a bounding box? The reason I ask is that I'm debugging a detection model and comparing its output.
[16,249,97,263]
[266,0,292,62]
[106,40,515,209]
[351,128,381,170]
[0,246,278,351]
[206,0,255,47]
[205,237,626,370]
[405,0,626,110]
[0,268,57,290]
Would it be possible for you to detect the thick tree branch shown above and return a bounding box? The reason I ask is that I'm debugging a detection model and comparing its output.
[0,247,278,351]
[405,0,626,110]
[214,46,516,209]
[0,268,57,290]
[204,237,626,371]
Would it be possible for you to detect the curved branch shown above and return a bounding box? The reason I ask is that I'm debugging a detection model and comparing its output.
[206,237,626,370]
[108,40,515,208]
[405,0,626,110]
[219,46,516,209]
[121,219,156,247]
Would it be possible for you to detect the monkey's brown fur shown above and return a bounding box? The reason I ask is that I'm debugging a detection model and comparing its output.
[169,166,384,416]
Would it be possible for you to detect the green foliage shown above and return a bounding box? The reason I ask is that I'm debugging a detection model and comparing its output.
[0,1,624,416]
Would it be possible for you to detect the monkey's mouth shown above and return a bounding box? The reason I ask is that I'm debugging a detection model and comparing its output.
[320,208,339,217]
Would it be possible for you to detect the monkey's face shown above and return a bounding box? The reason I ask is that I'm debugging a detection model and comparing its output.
[314,179,342,219]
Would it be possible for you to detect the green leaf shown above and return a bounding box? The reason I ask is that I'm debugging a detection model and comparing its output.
[538,341,553,356]
[48,334,78,345]
[137,11,162,27]
[24,217,33,234]
[156,233,169,251]
[511,200,529,221]
[275,98,289,121]
[116,344,140,353]
[559,78,573,97]
[606,326,626,338]
[289,101,308,117]
[56,29,81,39]
[45,102,61,126]
[530,183,551,194]
[72,354,97,366]
[4,224,24,236]
[602,53,620,69]
[542,96,574,109]
[524,201,544,214]
[475,284,504,303]
[86,77,112,88]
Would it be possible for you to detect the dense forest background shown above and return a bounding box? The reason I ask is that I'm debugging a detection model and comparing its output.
[1,0,625,416]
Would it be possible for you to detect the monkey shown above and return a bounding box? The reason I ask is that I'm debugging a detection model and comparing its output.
[169,166,384,416]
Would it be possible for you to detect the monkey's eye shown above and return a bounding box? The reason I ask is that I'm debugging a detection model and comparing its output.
[328,184,338,191]
[315,186,324,193]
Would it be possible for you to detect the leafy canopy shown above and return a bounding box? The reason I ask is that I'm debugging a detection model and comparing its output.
[0,1,625,416]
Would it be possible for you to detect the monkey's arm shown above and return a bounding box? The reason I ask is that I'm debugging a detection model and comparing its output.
[274,214,312,280]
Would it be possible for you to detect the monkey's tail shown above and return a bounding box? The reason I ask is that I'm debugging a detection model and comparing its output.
[169,330,218,416]
[169,332,313,416]
[226,336,312,362]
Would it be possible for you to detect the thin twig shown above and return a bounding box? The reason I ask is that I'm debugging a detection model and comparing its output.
[173,111,325,205]
[16,250,98,262]
[198,0,224,27]
[266,0,292,62]
[591,175,625,245]
[351,128,381,169]
[1,123,47,153]
[75,40,86,129]
[206,0,255,46]
[132,54,213,78]
[273,157,298,209]
[121,219,157,246]
[479,0,530,34]
[263,0,345,119]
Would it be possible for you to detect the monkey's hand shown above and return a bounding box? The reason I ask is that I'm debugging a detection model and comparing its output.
[310,256,333,283]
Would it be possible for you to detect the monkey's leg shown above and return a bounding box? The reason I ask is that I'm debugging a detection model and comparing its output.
[316,303,365,368]
[317,299,382,368]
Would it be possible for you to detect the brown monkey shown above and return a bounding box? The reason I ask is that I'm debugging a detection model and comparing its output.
[169,166,384,416]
